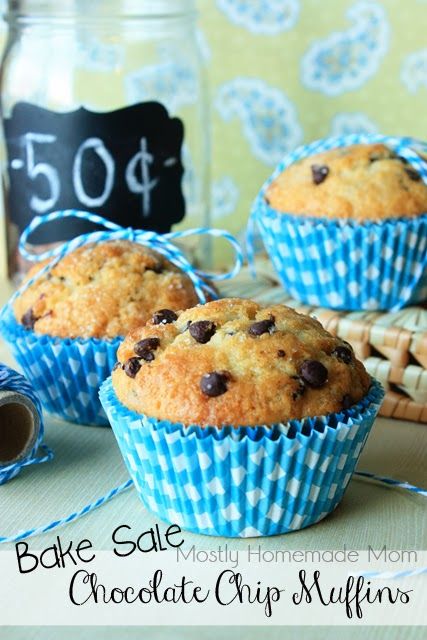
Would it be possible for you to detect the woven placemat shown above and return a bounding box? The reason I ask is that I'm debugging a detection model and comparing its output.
[219,257,427,424]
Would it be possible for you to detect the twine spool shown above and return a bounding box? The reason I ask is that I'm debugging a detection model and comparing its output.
[0,363,52,485]
[0,389,39,465]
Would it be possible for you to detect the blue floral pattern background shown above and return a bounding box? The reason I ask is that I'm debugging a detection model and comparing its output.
[301,1,389,96]
[196,0,427,236]
[0,0,426,243]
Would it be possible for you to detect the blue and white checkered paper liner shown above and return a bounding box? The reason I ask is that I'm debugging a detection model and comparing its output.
[0,362,52,484]
[249,134,427,311]
[0,210,243,426]
[100,377,384,537]
[0,309,118,426]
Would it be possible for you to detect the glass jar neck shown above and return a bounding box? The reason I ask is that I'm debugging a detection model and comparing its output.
[5,0,196,22]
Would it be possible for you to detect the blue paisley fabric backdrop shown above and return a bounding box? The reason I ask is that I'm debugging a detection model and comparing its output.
[199,0,427,237]
[0,1,426,248]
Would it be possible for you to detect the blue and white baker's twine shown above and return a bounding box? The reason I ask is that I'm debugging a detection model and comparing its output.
[0,363,53,486]
[12,209,243,308]
[0,479,133,544]
[247,133,427,295]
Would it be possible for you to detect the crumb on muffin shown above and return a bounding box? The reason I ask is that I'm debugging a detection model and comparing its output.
[266,143,427,221]
[13,240,199,339]
[112,297,371,426]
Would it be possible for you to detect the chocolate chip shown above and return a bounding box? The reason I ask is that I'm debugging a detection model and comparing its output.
[134,337,160,356]
[146,261,163,274]
[277,349,286,358]
[134,338,159,362]
[331,345,352,364]
[200,371,229,397]
[112,361,122,371]
[248,317,275,336]
[141,351,155,362]
[21,308,38,330]
[405,167,421,182]
[311,164,329,185]
[291,376,306,400]
[189,320,216,344]
[123,357,141,378]
[342,394,352,410]
[152,309,178,325]
[300,360,328,387]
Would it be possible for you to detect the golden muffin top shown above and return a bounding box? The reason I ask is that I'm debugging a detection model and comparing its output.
[14,240,199,339]
[266,143,427,221]
[112,297,371,426]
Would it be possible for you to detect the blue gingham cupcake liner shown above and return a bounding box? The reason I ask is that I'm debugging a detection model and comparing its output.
[100,376,384,537]
[249,134,427,311]
[0,308,120,426]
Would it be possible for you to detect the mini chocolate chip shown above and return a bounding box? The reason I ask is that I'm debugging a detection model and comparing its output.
[189,320,216,344]
[342,394,353,410]
[123,357,141,378]
[331,345,352,364]
[311,164,329,185]
[152,309,178,325]
[140,350,155,362]
[112,361,122,371]
[200,371,229,397]
[291,376,306,400]
[277,349,286,358]
[134,337,160,356]
[248,317,275,336]
[146,262,163,274]
[300,360,328,387]
[398,156,409,165]
[405,167,421,182]
[21,308,38,330]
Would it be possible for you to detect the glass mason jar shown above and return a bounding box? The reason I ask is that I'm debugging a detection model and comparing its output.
[0,0,210,279]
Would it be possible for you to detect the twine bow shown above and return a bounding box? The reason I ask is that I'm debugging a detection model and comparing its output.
[2,209,244,317]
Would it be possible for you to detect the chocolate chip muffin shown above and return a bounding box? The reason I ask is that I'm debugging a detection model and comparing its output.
[266,143,427,221]
[253,135,427,310]
[112,298,370,426]
[13,240,199,339]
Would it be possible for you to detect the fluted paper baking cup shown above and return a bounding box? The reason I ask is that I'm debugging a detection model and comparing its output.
[100,377,384,537]
[252,196,427,312]
[0,310,120,426]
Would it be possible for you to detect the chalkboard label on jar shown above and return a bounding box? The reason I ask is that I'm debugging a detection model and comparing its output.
[3,101,185,244]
